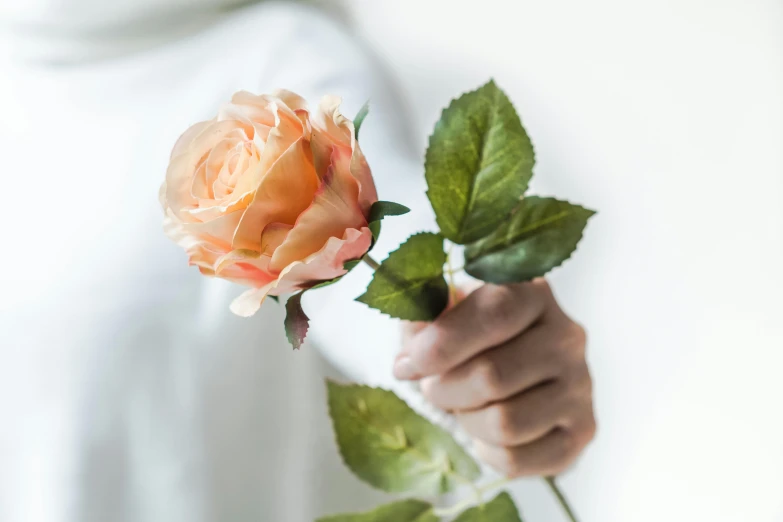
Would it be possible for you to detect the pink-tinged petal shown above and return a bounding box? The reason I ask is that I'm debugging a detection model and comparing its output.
[213,223,291,278]
[350,144,379,215]
[273,227,372,291]
[230,285,275,317]
[269,148,367,272]
[227,227,372,318]
[311,96,378,214]
[233,138,318,251]
[310,96,353,176]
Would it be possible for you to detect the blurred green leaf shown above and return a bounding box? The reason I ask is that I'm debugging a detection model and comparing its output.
[284,292,309,350]
[425,80,534,244]
[326,381,480,495]
[317,499,437,522]
[356,233,448,320]
[453,492,523,522]
[464,196,595,284]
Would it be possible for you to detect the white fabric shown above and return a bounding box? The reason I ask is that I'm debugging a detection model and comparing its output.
[0,3,461,521]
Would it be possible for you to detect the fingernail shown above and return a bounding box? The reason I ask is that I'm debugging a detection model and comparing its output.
[393,356,420,381]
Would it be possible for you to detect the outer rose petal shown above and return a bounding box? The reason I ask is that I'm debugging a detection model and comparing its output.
[229,227,372,317]
[269,148,367,272]
[311,95,378,213]
[170,120,213,160]
[180,211,243,251]
[233,138,318,251]
[349,144,378,215]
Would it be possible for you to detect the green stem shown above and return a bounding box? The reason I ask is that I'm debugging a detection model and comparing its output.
[362,254,380,270]
[431,477,512,517]
[432,496,476,518]
[546,476,579,522]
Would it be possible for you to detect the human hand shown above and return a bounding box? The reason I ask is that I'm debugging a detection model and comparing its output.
[395,279,595,477]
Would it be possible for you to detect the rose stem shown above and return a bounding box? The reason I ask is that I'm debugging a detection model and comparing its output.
[362,255,381,270]
[546,476,579,522]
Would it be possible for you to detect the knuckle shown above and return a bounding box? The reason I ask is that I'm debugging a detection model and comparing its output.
[565,364,593,399]
[473,358,504,399]
[576,414,598,445]
[417,327,449,369]
[531,277,553,296]
[550,431,580,472]
[501,450,526,478]
[556,322,587,362]
[418,376,438,402]
[486,404,518,444]
[568,321,588,349]
[480,286,518,330]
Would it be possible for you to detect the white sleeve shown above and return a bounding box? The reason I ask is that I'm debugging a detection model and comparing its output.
[250,4,469,439]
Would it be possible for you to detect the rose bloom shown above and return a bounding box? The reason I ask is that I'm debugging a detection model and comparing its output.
[160,90,377,317]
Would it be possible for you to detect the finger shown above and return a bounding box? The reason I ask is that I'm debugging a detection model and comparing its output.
[455,380,577,447]
[420,325,565,411]
[474,423,593,478]
[400,284,478,343]
[401,320,428,342]
[395,279,555,380]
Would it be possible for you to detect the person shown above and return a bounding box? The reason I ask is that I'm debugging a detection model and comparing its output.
[0,1,594,520]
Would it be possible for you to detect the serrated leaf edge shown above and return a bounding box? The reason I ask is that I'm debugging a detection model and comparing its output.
[355,232,447,320]
[424,79,536,244]
[464,196,597,282]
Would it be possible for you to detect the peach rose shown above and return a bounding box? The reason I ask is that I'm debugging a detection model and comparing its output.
[160,90,377,317]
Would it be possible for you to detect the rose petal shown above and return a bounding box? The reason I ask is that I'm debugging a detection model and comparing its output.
[260,223,293,255]
[180,210,243,250]
[272,227,372,291]
[311,95,378,213]
[228,227,372,317]
[232,138,318,251]
[229,285,275,317]
[269,148,367,272]
[166,120,247,221]
[349,144,378,215]
[170,120,213,160]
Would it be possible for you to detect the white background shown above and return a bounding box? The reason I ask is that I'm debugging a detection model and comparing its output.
[0,1,781,521]
[342,1,783,520]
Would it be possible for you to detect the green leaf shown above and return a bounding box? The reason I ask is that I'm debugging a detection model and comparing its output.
[453,492,523,522]
[326,381,481,495]
[317,499,437,522]
[268,295,279,303]
[425,79,535,245]
[353,100,370,140]
[368,200,411,241]
[284,292,309,350]
[464,196,595,284]
[356,233,449,321]
[368,201,411,222]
